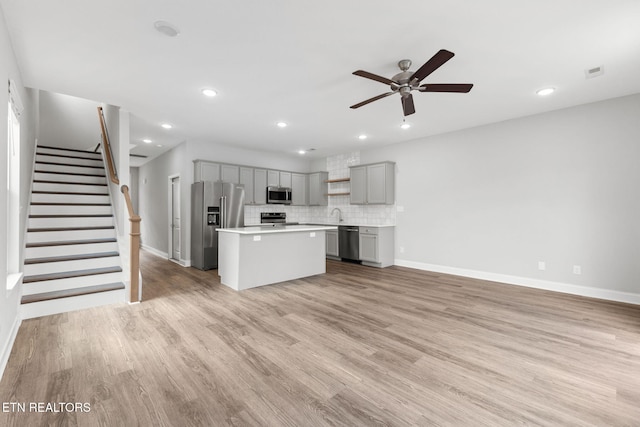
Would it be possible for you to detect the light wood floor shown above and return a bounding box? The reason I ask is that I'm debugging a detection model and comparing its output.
[1,251,639,426]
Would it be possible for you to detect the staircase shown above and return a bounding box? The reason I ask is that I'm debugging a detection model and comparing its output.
[21,145,126,319]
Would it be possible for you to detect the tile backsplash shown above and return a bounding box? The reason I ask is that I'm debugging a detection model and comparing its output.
[245,152,396,226]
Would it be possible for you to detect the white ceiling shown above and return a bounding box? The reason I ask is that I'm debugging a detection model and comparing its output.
[2,0,640,164]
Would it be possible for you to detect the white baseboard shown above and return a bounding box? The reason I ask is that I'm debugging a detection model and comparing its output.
[141,244,169,259]
[0,315,22,382]
[169,258,191,267]
[394,259,640,306]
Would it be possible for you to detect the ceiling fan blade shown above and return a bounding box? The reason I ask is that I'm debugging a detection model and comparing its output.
[353,70,397,86]
[410,49,455,83]
[419,83,474,93]
[350,92,395,109]
[401,94,415,116]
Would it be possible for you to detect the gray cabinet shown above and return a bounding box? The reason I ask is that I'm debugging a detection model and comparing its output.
[194,161,220,182]
[240,167,255,204]
[291,173,307,205]
[267,170,279,187]
[349,162,395,205]
[254,169,267,204]
[326,229,339,258]
[221,164,240,184]
[308,172,328,206]
[279,172,292,188]
[358,226,395,268]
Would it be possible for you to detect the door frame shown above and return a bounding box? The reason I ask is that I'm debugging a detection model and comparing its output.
[168,173,187,266]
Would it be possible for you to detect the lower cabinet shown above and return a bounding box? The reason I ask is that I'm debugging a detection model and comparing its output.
[358,226,394,268]
[326,229,339,258]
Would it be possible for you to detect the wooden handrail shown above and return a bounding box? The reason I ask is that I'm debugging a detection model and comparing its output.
[97,106,119,185]
[97,106,141,303]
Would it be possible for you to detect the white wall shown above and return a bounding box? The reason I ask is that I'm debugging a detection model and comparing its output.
[38,91,100,150]
[361,94,640,300]
[0,5,36,379]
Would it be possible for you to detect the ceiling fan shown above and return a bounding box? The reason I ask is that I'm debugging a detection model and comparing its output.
[350,49,473,116]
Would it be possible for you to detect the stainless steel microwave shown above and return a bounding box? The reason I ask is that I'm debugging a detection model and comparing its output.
[266,186,292,204]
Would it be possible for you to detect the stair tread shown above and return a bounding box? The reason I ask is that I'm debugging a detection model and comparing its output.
[29,214,113,218]
[32,190,109,196]
[26,238,117,248]
[28,226,115,232]
[38,145,103,155]
[35,160,105,169]
[31,202,111,206]
[33,180,107,186]
[35,170,106,178]
[25,251,120,265]
[21,282,125,304]
[23,266,123,283]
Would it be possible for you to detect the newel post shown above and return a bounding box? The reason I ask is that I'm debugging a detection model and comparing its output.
[129,214,141,302]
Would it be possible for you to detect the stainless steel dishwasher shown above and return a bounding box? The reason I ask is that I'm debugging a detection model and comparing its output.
[338,225,360,262]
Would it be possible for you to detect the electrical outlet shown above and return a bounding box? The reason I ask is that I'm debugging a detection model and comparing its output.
[538,261,546,271]
[573,265,582,275]
[400,246,405,254]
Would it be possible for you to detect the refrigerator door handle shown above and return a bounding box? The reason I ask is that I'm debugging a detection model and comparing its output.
[220,196,226,228]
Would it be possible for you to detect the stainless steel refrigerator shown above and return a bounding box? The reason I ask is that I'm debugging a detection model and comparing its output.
[191,181,245,270]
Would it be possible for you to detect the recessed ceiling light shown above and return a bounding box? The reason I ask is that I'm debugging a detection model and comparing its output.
[202,88,217,97]
[298,150,306,155]
[143,139,152,144]
[536,87,555,96]
[161,123,172,129]
[400,122,411,130]
[358,134,367,140]
[156,144,163,148]
[277,122,287,128]
[154,21,180,37]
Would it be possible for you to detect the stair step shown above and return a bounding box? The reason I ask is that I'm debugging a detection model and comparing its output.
[26,237,117,248]
[36,151,102,162]
[25,241,119,259]
[23,266,123,284]
[24,251,119,265]
[34,169,106,178]
[32,190,109,196]
[21,282,125,304]
[26,227,116,244]
[29,214,112,218]
[21,286,125,319]
[34,172,107,185]
[28,226,115,232]
[36,154,104,167]
[23,254,121,276]
[31,202,111,206]
[33,179,107,187]
[36,160,105,170]
[28,216,115,229]
[38,145,103,156]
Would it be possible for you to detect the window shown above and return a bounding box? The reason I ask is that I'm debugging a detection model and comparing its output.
[6,81,22,290]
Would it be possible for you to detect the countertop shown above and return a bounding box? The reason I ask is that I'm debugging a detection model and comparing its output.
[217,224,338,235]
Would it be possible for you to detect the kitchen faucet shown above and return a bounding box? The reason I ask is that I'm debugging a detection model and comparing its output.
[331,207,343,223]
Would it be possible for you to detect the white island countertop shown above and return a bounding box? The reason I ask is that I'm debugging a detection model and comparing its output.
[218,224,337,235]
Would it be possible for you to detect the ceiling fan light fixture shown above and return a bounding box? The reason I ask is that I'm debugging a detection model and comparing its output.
[536,87,555,96]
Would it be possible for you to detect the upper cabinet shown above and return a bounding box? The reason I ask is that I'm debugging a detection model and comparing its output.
[221,164,240,184]
[291,173,307,206]
[194,161,220,182]
[350,162,395,205]
[308,172,328,206]
[279,172,292,188]
[254,169,267,204]
[267,170,279,187]
[239,167,255,204]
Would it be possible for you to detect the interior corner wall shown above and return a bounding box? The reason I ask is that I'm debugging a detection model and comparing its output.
[38,91,100,150]
[138,142,188,259]
[360,93,640,297]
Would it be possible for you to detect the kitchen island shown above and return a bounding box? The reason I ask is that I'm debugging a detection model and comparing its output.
[217,224,337,290]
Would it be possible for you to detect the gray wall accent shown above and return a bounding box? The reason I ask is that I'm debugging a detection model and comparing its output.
[360,93,640,294]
